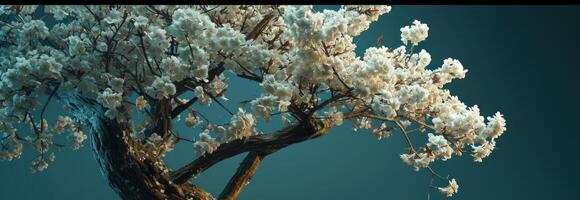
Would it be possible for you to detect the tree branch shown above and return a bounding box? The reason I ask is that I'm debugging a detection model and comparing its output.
[246,14,275,41]
[171,119,331,184]
[218,152,265,200]
[310,93,348,114]
[147,5,172,24]
[171,97,198,119]
[40,82,61,133]
[236,73,263,83]
[138,31,157,75]
[171,62,225,119]
[395,119,417,153]
[203,89,234,116]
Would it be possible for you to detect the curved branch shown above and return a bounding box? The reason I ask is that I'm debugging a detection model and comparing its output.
[171,120,331,184]
[218,152,265,200]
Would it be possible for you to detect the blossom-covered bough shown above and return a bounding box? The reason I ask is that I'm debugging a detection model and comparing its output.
[0,5,506,199]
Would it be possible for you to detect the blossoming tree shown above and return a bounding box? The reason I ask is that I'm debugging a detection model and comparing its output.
[0,5,506,200]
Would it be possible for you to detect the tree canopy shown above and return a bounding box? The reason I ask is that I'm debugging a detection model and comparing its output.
[0,5,506,199]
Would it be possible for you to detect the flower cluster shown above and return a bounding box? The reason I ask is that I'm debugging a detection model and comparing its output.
[439,179,459,197]
[400,20,429,45]
[184,109,199,127]
[145,76,177,100]
[70,130,88,150]
[193,129,220,155]
[31,153,55,173]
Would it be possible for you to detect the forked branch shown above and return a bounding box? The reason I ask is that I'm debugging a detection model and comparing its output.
[171,120,331,184]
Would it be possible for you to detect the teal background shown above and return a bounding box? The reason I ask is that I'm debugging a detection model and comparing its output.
[1,5,580,200]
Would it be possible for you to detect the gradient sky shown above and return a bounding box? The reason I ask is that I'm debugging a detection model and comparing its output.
[1,5,579,200]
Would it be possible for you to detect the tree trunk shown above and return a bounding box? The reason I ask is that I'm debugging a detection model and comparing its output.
[62,94,336,200]
[88,112,213,200]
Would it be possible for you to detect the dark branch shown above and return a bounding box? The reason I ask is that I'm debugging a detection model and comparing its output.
[171,120,331,184]
[84,5,101,22]
[236,73,263,82]
[310,93,348,114]
[171,97,198,119]
[147,5,172,24]
[218,152,265,200]
[138,31,157,75]
[40,82,61,133]
[329,64,353,92]
[232,59,262,82]
[175,62,225,95]
[246,14,275,41]
[203,90,234,116]
[171,62,225,119]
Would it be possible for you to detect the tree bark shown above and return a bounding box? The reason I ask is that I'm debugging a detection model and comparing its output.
[218,152,265,200]
[61,95,213,200]
[89,114,214,200]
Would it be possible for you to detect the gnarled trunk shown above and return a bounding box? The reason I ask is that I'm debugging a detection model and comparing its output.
[62,94,337,200]
[88,114,213,200]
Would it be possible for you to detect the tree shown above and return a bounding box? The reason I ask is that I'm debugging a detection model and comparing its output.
[0,5,507,200]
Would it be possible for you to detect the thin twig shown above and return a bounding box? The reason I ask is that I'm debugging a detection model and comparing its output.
[40,82,61,133]
[395,119,417,153]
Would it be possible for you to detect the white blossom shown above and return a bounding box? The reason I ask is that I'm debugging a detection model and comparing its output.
[31,153,55,173]
[133,15,149,28]
[193,129,220,155]
[400,20,429,45]
[481,112,507,140]
[168,8,214,40]
[353,117,372,131]
[416,49,432,70]
[45,6,71,20]
[324,107,344,126]
[400,153,435,171]
[108,77,125,92]
[70,130,87,150]
[32,54,63,80]
[0,132,23,161]
[224,108,257,142]
[65,35,88,56]
[427,133,454,161]
[471,140,496,162]
[185,110,199,127]
[53,116,74,134]
[250,95,278,120]
[371,123,393,140]
[441,58,467,79]
[145,133,164,151]
[97,88,123,109]
[144,25,170,58]
[145,76,176,100]
[22,20,49,40]
[135,96,148,111]
[438,179,459,197]
[194,86,211,105]
[0,5,11,16]
[160,56,187,81]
